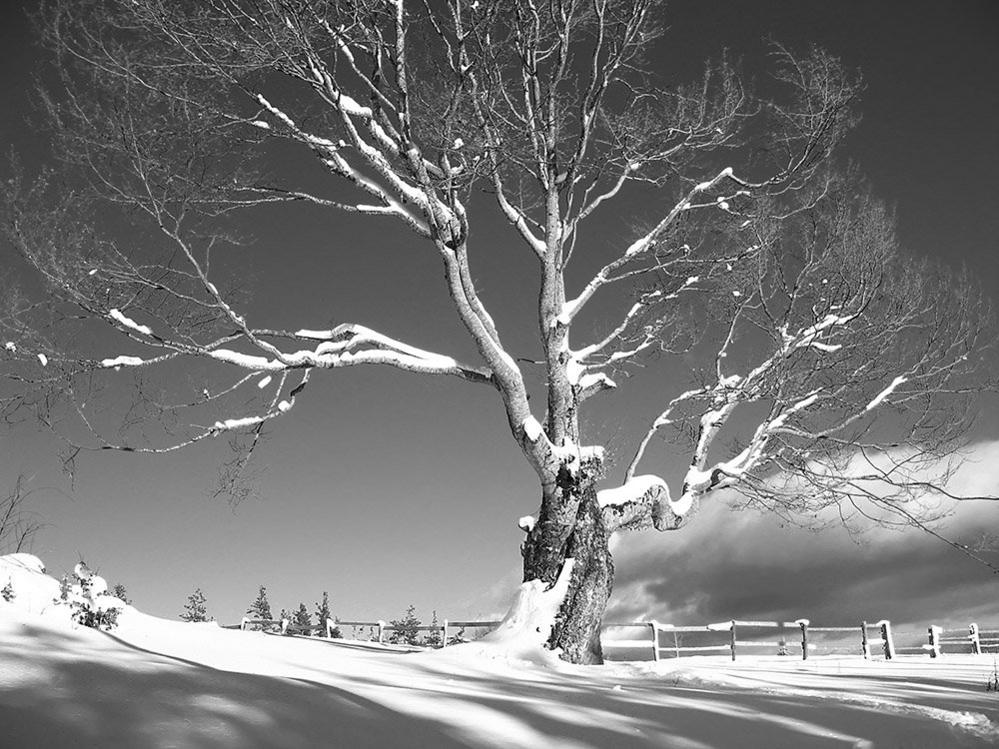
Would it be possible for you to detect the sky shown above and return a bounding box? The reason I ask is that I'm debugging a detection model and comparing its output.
[0,0,998,631]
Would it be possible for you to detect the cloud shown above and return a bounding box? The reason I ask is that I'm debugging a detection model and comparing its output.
[607,441,999,629]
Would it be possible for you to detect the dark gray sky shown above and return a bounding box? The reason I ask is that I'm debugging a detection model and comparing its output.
[1,1,997,629]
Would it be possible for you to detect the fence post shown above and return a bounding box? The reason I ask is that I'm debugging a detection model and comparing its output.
[798,620,809,661]
[240,616,249,632]
[970,622,982,655]
[377,620,386,644]
[325,618,334,638]
[649,621,661,662]
[280,618,289,635]
[928,625,942,658]
[861,621,871,659]
[442,619,449,648]
[880,620,895,660]
[730,620,737,661]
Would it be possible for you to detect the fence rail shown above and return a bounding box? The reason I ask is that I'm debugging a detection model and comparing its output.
[226,612,999,662]
[602,618,998,661]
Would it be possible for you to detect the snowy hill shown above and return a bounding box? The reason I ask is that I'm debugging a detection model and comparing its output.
[2,554,999,748]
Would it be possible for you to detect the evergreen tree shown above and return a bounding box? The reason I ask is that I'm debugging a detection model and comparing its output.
[180,587,210,622]
[293,602,311,631]
[389,604,422,646]
[423,610,443,648]
[111,583,131,605]
[315,591,334,638]
[246,585,272,620]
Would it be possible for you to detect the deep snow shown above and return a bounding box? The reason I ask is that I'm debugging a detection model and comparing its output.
[2,554,999,748]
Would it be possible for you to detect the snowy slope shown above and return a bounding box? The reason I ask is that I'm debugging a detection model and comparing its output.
[2,554,999,748]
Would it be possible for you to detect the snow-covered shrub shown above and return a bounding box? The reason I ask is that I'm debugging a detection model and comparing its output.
[1,579,13,602]
[58,562,122,631]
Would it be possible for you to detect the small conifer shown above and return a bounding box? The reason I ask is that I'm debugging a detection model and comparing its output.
[389,604,422,646]
[293,602,311,631]
[247,585,273,620]
[180,587,211,622]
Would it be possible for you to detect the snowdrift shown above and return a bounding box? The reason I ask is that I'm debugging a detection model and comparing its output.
[2,553,999,748]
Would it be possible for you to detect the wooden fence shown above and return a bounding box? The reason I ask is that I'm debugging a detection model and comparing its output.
[225,613,999,661]
[224,616,338,637]
[337,618,500,646]
[601,619,999,661]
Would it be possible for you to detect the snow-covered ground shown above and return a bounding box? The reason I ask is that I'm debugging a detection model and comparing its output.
[2,554,998,748]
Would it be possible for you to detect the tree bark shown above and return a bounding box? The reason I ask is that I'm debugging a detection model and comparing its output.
[522,473,614,665]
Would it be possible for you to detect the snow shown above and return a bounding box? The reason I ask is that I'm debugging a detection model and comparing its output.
[522,416,544,442]
[36,353,47,366]
[468,560,575,662]
[866,374,908,411]
[109,308,153,336]
[295,329,334,340]
[597,475,668,508]
[2,553,998,748]
[277,400,292,413]
[257,375,272,389]
[4,341,15,352]
[578,372,616,391]
[100,355,145,368]
[518,515,535,532]
[214,416,264,431]
[209,349,277,370]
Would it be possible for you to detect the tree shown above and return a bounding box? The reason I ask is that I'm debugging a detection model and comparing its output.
[111,583,131,605]
[0,475,45,554]
[293,602,311,631]
[1,0,995,664]
[315,591,338,638]
[246,585,272,621]
[389,604,422,646]
[180,587,210,622]
[424,610,443,649]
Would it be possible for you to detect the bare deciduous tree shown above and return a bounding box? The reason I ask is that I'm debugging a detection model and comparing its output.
[0,475,45,554]
[1,0,994,663]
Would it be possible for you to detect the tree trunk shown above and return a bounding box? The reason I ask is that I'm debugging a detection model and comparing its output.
[522,474,613,665]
